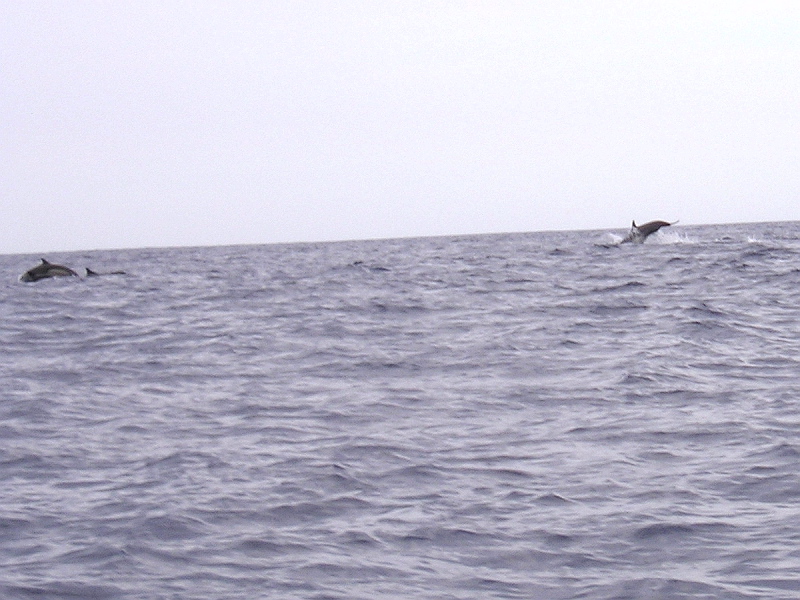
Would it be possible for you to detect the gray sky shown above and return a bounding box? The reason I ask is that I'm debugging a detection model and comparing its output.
[3,1,799,254]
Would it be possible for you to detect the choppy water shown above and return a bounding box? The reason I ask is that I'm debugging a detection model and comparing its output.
[2,222,800,599]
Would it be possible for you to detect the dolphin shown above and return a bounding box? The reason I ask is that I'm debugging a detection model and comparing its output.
[622,220,677,244]
[20,259,79,282]
[86,268,126,277]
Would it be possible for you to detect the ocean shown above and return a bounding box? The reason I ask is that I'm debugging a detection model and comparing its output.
[2,222,799,599]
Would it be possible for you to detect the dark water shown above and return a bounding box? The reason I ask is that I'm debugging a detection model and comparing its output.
[2,222,800,599]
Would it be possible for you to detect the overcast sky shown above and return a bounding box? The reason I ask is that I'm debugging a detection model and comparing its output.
[2,1,799,254]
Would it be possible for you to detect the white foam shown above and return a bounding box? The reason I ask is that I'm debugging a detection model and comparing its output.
[650,229,695,244]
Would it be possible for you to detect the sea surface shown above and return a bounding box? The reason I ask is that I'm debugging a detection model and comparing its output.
[2,222,800,600]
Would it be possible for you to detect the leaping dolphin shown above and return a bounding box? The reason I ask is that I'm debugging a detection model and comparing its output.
[622,220,677,244]
[20,259,79,282]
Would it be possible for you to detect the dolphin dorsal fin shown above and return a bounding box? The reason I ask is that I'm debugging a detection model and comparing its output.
[631,221,637,228]
[86,268,98,276]
[41,258,51,264]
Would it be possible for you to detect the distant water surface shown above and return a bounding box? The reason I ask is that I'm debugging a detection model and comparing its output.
[2,222,800,599]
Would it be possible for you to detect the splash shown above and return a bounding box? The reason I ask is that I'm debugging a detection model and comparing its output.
[599,230,694,246]
[649,229,695,245]
[602,233,624,245]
